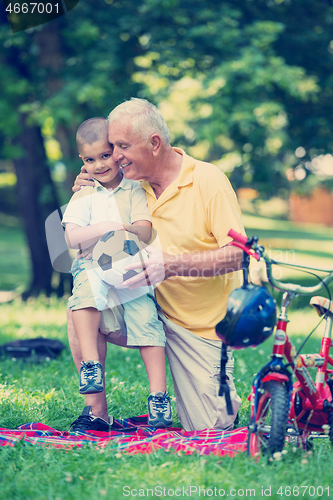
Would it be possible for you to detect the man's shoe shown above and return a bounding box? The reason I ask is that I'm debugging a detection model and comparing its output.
[79,360,104,394]
[148,391,173,428]
[70,406,111,432]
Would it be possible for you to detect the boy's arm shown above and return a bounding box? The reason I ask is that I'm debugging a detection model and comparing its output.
[125,220,152,243]
[65,221,125,250]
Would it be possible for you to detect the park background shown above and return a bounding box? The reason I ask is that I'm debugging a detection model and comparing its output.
[1,0,333,498]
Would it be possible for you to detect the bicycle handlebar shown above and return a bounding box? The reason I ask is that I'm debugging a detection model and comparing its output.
[228,229,249,245]
[228,229,261,261]
[228,229,333,295]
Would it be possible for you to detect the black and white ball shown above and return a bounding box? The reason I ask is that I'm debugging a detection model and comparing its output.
[92,230,148,288]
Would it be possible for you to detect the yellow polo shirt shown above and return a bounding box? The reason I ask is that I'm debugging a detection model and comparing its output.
[141,148,245,341]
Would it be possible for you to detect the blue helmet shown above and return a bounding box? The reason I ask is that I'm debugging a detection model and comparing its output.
[216,284,277,349]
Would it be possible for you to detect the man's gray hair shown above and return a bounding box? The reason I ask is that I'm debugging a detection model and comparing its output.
[108,98,171,145]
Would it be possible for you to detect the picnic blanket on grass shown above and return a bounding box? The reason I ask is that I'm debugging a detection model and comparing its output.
[0,415,247,456]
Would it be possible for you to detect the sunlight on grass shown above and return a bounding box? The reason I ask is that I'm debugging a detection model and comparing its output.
[256,259,333,286]
[243,213,333,238]
[0,235,30,290]
[287,309,327,337]
[0,297,68,331]
[262,239,333,258]
[242,211,333,291]
[0,384,56,406]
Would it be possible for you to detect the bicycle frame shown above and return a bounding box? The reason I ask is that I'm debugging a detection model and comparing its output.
[251,295,333,433]
[228,229,333,441]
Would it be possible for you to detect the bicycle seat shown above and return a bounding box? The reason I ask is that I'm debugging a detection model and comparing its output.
[310,296,333,317]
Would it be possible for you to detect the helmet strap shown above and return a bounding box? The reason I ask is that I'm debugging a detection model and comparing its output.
[242,252,250,287]
[218,343,233,415]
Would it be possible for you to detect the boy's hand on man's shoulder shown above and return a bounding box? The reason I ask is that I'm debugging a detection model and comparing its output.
[72,167,95,192]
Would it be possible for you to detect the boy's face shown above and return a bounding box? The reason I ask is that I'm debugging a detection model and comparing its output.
[79,138,122,189]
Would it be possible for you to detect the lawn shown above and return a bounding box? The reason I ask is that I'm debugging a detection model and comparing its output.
[1,299,333,500]
[0,224,30,294]
[0,215,333,499]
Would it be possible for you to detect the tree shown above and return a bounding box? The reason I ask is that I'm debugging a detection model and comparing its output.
[1,0,333,297]
[0,0,149,297]
[0,11,66,297]
[130,0,329,197]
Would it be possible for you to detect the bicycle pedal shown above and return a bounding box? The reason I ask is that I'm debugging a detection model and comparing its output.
[286,435,298,445]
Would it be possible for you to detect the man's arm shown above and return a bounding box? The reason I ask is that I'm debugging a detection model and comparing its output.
[164,244,243,278]
[123,244,243,289]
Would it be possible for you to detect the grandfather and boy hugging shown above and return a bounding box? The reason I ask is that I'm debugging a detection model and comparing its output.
[57,97,245,433]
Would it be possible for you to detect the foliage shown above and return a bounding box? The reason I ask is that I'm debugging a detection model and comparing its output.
[0,1,145,177]
[0,0,151,296]
[1,0,333,297]
[131,0,333,197]
[1,0,333,196]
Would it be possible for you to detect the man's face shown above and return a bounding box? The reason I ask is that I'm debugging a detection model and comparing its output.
[108,118,153,182]
[79,138,122,189]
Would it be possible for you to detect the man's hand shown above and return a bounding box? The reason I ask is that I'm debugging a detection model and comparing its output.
[121,244,243,288]
[122,245,167,289]
[72,166,95,192]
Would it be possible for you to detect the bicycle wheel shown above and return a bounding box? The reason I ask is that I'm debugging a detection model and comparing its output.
[248,380,289,459]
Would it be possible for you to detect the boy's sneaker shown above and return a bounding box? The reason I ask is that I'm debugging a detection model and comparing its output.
[70,406,111,432]
[148,391,173,428]
[79,360,104,394]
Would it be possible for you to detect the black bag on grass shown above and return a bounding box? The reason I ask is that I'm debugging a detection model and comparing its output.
[0,337,66,361]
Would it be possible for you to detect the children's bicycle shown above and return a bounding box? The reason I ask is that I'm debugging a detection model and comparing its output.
[227,229,333,459]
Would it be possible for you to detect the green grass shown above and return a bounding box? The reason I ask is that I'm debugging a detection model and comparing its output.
[243,213,333,259]
[1,299,333,500]
[0,225,30,293]
[1,216,333,499]
[0,297,179,430]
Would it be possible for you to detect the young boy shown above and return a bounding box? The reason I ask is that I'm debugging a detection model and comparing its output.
[62,117,172,428]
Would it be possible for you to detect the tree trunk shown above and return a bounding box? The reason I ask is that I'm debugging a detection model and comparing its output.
[13,116,68,298]
[11,23,73,299]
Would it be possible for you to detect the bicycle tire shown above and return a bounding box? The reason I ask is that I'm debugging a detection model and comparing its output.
[247,380,289,459]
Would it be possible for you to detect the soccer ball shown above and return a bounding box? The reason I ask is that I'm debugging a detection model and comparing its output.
[92,230,148,288]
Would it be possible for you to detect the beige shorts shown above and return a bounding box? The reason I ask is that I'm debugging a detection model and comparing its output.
[159,312,241,431]
[101,304,241,431]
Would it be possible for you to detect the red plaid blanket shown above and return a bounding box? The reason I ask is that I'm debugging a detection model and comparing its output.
[0,416,247,456]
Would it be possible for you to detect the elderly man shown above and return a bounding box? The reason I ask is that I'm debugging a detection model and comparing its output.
[68,98,244,432]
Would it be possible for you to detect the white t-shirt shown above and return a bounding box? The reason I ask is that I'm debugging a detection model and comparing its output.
[62,175,151,229]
